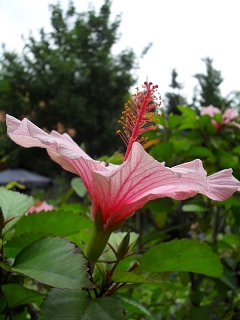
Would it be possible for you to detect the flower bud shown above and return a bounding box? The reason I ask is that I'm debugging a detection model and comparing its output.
[116,230,131,260]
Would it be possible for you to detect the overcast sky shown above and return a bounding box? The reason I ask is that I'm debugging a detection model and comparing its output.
[0,0,240,103]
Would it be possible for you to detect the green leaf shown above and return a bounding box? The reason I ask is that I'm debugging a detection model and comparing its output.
[233,145,240,155]
[60,203,89,214]
[136,239,223,277]
[0,260,12,272]
[189,306,209,320]
[188,146,214,158]
[171,138,191,154]
[177,107,197,129]
[179,120,197,130]
[210,136,222,149]
[100,232,139,262]
[0,295,6,312]
[109,232,139,251]
[0,187,33,231]
[178,106,197,118]
[14,210,93,237]
[2,284,45,308]
[71,177,88,198]
[144,198,174,228]
[12,236,93,289]
[221,234,240,245]
[112,270,163,284]
[198,114,211,129]
[149,142,174,162]
[4,232,49,258]
[144,198,174,214]
[115,293,151,317]
[38,288,125,320]
[213,113,222,124]
[168,115,184,129]
[217,150,239,168]
[0,188,33,219]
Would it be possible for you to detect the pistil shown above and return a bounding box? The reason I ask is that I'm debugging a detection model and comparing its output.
[117,82,160,161]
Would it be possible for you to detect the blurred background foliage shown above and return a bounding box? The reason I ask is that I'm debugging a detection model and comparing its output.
[0,0,137,168]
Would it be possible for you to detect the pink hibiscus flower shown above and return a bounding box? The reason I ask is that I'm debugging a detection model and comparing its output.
[6,84,240,231]
[201,105,240,130]
[26,200,54,215]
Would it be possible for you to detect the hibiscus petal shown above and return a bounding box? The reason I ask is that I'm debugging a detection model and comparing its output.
[91,143,214,230]
[6,115,107,194]
[222,108,238,123]
[203,169,240,201]
[201,105,221,117]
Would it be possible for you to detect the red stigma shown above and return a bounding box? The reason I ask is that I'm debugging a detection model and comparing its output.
[117,82,161,160]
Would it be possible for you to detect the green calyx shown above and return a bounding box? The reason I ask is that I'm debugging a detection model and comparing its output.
[86,210,124,262]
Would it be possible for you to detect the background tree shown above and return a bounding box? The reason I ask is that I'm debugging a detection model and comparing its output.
[226,90,240,111]
[0,0,137,168]
[192,57,229,109]
[164,68,187,115]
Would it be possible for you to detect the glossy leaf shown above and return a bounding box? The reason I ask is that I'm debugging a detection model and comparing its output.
[38,288,125,320]
[12,237,93,289]
[136,239,223,277]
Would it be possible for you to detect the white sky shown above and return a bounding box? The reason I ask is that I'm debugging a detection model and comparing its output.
[0,0,240,103]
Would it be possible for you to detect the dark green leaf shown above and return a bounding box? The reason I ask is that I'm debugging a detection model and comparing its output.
[4,232,49,258]
[14,210,93,237]
[2,284,45,308]
[38,288,125,320]
[12,237,93,289]
[189,306,209,320]
[115,294,151,317]
[136,239,223,277]
[112,270,163,284]
[233,145,240,155]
